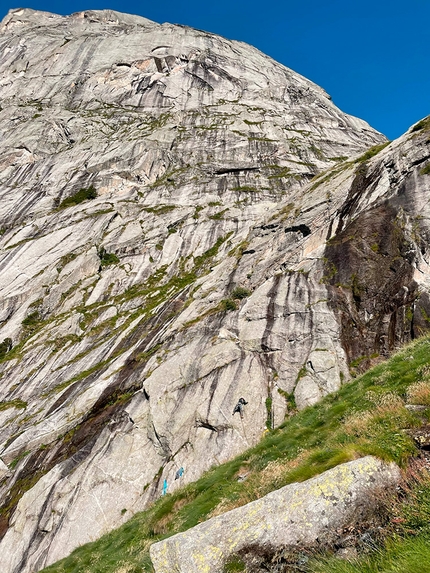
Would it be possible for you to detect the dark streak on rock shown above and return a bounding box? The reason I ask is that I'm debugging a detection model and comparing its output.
[324,200,425,369]
[335,164,372,236]
[261,273,282,352]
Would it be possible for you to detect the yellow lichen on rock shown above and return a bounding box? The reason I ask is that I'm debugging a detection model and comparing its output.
[149,456,401,573]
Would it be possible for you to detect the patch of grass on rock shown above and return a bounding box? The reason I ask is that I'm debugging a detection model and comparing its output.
[58,186,97,209]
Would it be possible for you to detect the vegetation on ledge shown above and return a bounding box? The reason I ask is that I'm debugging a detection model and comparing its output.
[39,334,430,573]
[355,141,390,163]
[58,186,97,209]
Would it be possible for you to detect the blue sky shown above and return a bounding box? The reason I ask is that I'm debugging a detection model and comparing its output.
[0,0,428,140]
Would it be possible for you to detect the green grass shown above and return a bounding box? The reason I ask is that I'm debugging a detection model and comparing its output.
[312,532,430,573]
[309,162,351,191]
[208,209,228,220]
[143,205,176,215]
[58,186,97,209]
[355,142,390,164]
[411,116,430,133]
[43,356,118,396]
[311,467,430,573]
[0,399,27,411]
[114,234,232,310]
[22,311,41,328]
[267,165,292,179]
[21,310,44,337]
[98,247,120,267]
[231,185,260,193]
[9,449,30,469]
[39,335,430,573]
[220,298,237,311]
[231,287,251,299]
[149,166,188,188]
[56,252,78,273]
[223,554,246,572]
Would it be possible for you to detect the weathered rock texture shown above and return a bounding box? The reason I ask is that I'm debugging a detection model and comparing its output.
[149,456,401,573]
[0,7,428,573]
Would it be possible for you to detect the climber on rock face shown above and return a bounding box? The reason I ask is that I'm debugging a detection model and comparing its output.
[232,397,248,419]
[162,479,168,496]
[175,467,184,480]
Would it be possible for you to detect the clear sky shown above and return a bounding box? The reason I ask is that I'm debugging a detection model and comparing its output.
[0,0,428,140]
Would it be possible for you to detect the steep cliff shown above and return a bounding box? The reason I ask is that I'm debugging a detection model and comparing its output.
[0,8,428,573]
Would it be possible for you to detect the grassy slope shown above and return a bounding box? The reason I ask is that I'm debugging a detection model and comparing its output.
[40,335,430,573]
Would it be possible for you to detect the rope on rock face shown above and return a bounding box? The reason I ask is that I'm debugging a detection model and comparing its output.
[218,404,250,447]
[232,397,248,416]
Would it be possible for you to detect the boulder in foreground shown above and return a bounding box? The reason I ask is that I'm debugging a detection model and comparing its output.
[149,456,401,573]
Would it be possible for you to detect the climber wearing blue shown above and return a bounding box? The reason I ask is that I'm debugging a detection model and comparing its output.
[175,467,184,480]
[162,478,168,496]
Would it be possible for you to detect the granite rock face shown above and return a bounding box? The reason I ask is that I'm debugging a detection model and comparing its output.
[149,456,401,573]
[0,7,428,573]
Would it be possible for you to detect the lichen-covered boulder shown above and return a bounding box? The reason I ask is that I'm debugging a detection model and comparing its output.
[149,456,401,573]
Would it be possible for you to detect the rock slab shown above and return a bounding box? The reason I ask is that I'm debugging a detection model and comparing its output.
[149,456,401,573]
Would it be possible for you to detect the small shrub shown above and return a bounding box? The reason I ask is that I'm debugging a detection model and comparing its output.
[193,206,204,219]
[420,164,430,175]
[58,186,97,209]
[278,388,296,411]
[98,247,119,268]
[231,287,251,300]
[22,311,42,331]
[9,449,30,469]
[411,117,430,132]
[0,337,12,359]
[209,209,228,220]
[221,299,237,311]
[265,397,273,429]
